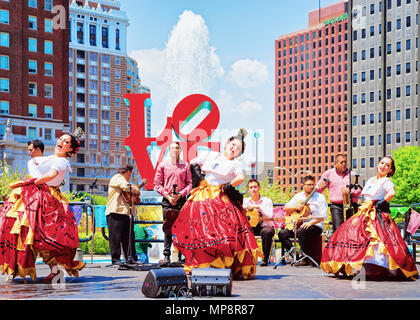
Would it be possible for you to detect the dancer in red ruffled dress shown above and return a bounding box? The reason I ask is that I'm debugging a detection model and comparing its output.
[321,156,418,280]
[172,129,263,280]
[0,131,86,283]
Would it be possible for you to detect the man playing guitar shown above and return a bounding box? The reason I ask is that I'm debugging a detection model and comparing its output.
[243,179,275,266]
[278,175,328,266]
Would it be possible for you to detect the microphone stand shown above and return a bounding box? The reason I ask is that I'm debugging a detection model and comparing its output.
[117,183,143,271]
[89,179,98,264]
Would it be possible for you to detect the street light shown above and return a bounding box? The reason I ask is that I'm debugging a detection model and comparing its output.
[274,167,312,195]
[254,132,260,180]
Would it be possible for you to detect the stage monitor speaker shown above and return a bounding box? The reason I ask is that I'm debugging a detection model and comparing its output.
[191,268,232,297]
[141,268,188,298]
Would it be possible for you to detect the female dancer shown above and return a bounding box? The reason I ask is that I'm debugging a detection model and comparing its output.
[321,156,418,280]
[0,130,86,282]
[172,129,263,280]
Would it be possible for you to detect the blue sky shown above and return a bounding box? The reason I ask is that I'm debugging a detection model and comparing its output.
[123,0,340,166]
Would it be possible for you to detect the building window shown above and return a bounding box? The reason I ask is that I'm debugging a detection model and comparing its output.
[44,106,53,119]
[28,82,37,96]
[28,37,37,51]
[28,60,37,74]
[28,104,37,117]
[28,16,37,30]
[44,84,53,98]
[77,22,84,44]
[0,100,9,114]
[89,24,96,46]
[44,40,53,54]
[28,127,37,140]
[0,78,9,92]
[115,29,120,50]
[102,26,109,48]
[396,132,401,143]
[406,131,411,142]
[0,32,9,47]
[0,55,9,69]
[44,62,53,76]
[44,128,52,141]
[44,18,53,32]
[28,0,37,8]
[44,0,52,11]
[0,10,9,24]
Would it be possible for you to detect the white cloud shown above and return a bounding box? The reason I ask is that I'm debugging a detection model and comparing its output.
[227,59,268,89]
[128,48,169,111]
[235,100,263,114]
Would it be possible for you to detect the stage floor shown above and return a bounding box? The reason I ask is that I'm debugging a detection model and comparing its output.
[1,256,419,300]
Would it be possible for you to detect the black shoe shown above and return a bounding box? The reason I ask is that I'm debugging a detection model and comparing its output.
[260,260,269,267]
[292,259,311,267]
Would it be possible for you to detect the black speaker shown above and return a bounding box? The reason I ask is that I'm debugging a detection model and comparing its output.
[191,268,232,297]
[141,268,188,298]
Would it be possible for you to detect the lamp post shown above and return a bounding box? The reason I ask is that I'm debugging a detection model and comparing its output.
[254,131,260,180]
[274,167,312,195]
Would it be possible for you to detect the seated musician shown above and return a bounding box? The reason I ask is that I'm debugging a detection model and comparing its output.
[153,142,192,264]
[105,165,140,265]
[278,175,328,266]
[243,179,274,266]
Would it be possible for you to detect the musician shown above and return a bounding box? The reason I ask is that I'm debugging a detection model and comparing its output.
[316,154,361,232]
[27,139,44,177]
[243,179,274,266]
[153,142,192,264]
[105,165,140,265]
[278,175,328,266]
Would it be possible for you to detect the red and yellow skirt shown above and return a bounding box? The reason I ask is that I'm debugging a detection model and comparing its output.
[172,180,263,280]
[321,201,418,281]
[0,179,85,281]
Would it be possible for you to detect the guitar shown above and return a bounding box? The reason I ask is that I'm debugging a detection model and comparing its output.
[284,178,328,231]
[162,184,180,234]
[121,179,147,206]
[246,208,286,228]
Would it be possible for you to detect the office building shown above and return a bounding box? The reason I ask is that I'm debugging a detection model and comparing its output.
[275,1,349,191]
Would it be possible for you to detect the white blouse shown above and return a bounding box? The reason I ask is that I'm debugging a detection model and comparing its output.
[28,155,71,187]
[194,151,245,186]
[362,176,395,201]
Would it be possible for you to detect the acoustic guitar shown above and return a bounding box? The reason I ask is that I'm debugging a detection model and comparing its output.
[121,179,147,206]
[284,178,328,230]
[246,208,285,228]
[162,184,180,234]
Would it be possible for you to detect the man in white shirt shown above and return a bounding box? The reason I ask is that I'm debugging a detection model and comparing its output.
[243,179,274,266]
[27,139,44,177]
[278,175,328,266]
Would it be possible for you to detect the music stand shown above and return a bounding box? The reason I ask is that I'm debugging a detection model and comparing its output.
[273,219,319,269]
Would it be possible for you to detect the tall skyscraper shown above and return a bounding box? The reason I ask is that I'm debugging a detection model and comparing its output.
[68,0,136,193]
[350,0,419,182]
[275,1,349,191]
[0,0,69,181]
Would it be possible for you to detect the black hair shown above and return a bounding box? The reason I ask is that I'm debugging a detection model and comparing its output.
[303,175,315,183]
[28,139,45,153]
[247,179,260,187]
[61,133,81,157]
[118,165,134,174]
[381,156,396,177]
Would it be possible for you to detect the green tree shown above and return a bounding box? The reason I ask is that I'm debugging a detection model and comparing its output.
[240,178,292,204]
[0,161,28,200]
[391,145,420,206]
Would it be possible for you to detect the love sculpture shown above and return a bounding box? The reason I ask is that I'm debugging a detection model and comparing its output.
[123,93,221,190]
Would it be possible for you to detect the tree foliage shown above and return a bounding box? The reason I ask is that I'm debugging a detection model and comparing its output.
[0,161,28,200]
[391,145,420,206]
[240,178,292,204]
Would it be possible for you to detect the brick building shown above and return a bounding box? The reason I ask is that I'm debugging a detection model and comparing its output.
[0,0,70,186]
[274,1,349,191]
